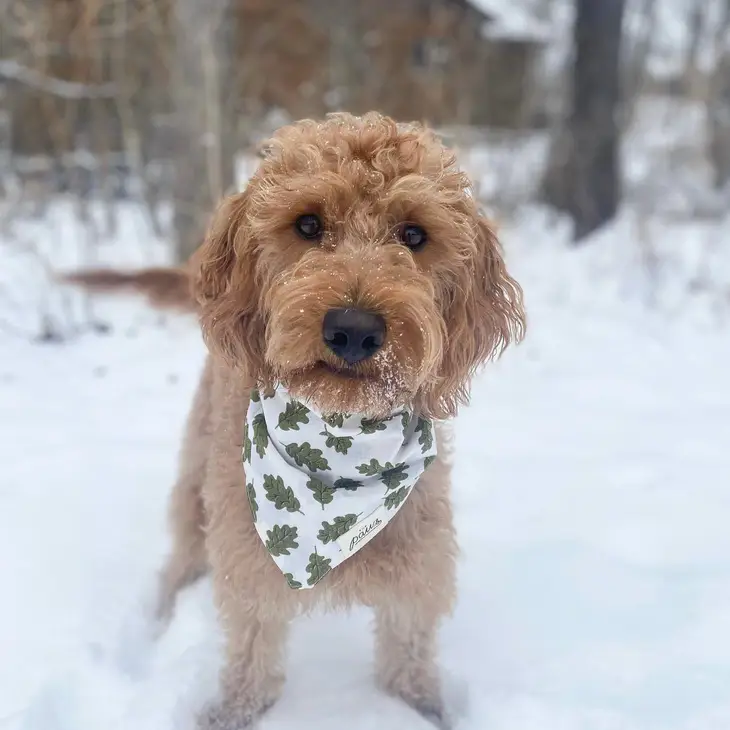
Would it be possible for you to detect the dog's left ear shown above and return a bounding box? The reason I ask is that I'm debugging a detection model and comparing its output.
[471,214,526,357]
[428,213,525,418]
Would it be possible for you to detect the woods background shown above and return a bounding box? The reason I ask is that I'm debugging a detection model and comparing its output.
[1,0,729,337]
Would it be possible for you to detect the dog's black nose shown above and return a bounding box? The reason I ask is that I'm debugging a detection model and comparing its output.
[322,308,386,365]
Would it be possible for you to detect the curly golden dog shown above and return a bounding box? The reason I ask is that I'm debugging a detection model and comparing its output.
[68,112,525,729]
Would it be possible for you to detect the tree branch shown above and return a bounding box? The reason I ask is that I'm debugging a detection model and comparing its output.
[0,59,117,99]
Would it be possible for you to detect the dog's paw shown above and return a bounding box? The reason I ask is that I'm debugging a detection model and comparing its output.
[394,693,452,730]
[385,689,453,730]
[197,697,276,730]
[414,702,452,730]
[197,703,253,730]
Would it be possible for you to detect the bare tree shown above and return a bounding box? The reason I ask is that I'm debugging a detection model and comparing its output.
[324,0,363,112]
[542,0,627,242]
[170,0,237,262]
[708,0,730,188]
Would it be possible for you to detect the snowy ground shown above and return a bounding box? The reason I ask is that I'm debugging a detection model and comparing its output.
[1,200,730,730]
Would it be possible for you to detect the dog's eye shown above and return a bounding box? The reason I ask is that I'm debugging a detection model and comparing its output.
[294,214,323,240]
[399,224,427,251]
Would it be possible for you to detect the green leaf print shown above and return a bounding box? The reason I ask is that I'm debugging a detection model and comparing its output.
[250,389,261,403]
[401,410,411,436]
[277,401,310,431]
[242,423,252,464]
[246,482,258,522]
[284,572,302,589]
[307,476,334,508]
[415,417,433,453]
[263,474,302,513]
[357,458,385,476]
[384,486,410,510]
[424,455,437,470]
[252,413,269,458]
[285,442,330,472]
[320,428,353,455]
[317,513,359,544]
[359,417,388,435]
[306,550,332,586]
[380,462,409,489]
[265,524,299,556]
[322,412,347,428]
[334,477,363,491]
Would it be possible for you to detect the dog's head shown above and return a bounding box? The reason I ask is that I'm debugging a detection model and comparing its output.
[191,113,525,419]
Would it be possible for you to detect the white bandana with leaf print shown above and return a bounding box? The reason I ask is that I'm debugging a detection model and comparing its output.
[242,385,437,589]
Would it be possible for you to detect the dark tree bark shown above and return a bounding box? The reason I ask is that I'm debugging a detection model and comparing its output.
[708,1,730,189]
[170,0,237,263]
[708,54,730,188]
[542,0,626,242]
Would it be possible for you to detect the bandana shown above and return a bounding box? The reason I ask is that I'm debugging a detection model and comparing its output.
[242,385,437,589]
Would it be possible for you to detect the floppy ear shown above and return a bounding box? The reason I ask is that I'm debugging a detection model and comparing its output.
[470,214,526,358]
[426,213,525,418]
[190,189,267,380]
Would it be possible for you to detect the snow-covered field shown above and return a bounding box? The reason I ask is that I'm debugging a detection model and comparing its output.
[1,199,729,730]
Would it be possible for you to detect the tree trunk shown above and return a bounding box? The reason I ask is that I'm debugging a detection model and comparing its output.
[708,54,730,188]
[324,0,362,112]
[170,0,237,263]
[542,0,626,242]
[707,1,730,188]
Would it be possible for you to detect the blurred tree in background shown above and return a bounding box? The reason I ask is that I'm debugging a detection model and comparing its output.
[170,0,236,261]
[542,0,626,242]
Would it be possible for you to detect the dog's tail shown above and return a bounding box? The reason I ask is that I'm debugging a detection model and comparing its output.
[62,266,196,312]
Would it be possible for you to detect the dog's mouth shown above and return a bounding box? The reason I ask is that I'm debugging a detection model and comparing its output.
[313,360,370,380]
[276,359,377,395]
[278,348,412,419]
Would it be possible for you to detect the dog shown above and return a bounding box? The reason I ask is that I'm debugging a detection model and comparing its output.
[67,112,525,729]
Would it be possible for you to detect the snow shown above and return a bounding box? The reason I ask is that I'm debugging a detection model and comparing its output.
[470,0,729,79]
[476,2,550,42]
[1,189,730,730]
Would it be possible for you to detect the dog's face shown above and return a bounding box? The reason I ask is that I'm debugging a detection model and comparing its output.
[192,113,524,418]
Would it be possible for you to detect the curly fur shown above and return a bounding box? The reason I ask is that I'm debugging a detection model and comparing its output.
[70,112,525,729]
[192,113,524,420]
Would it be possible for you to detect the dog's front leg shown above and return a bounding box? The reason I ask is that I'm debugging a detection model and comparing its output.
[198,481,293,729]
[370,459,456,729]
[374,599,451,730]
[365,459,457,729]
[197,376,293,729]
[199,604,290,729]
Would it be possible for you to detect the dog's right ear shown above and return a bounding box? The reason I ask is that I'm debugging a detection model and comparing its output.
[191,191,249,306]
[190,189,267,379]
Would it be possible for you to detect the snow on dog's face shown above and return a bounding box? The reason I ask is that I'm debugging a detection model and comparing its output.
[191,112,525,419]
